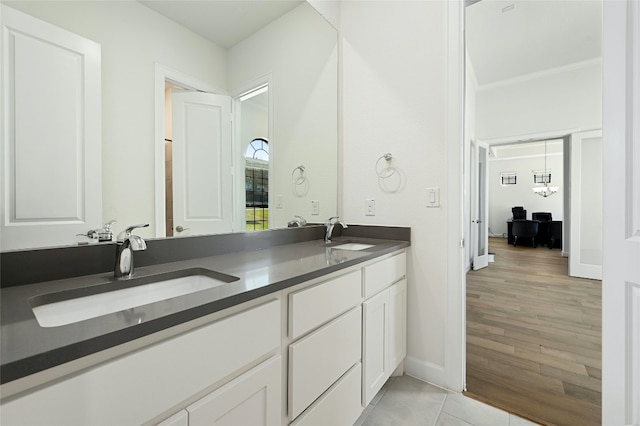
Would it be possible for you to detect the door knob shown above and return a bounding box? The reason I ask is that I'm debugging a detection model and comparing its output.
[175,225,190,233]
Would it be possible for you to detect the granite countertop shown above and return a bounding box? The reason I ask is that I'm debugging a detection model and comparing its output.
[0,236,409,385]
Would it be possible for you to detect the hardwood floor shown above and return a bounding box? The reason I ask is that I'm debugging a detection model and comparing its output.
[465,237,601,426]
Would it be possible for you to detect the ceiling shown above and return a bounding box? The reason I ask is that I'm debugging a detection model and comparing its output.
[466,0,602,87]
[139,0,304,49]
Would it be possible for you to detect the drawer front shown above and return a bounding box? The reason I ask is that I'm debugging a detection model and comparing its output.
[288,306,362,420]
[0,299,281,426]
[291,363,363,426]
[289,270,362,340]
[363,251,406,298]
[187,356,281,426]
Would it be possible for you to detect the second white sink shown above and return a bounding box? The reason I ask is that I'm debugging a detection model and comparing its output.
[331,243,375,251]
[32,271,237,328]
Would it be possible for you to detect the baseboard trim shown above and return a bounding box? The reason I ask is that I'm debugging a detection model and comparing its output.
[404,356,448,390]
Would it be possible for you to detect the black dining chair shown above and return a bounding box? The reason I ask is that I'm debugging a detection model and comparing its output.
[512,206,527,220]
[512,220,539,247]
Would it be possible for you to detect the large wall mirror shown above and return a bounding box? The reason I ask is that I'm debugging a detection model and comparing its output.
[1,0,338,251]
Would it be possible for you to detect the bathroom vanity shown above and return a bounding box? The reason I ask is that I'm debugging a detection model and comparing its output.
[0,226,409,425]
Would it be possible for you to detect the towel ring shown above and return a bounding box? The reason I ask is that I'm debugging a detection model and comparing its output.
[292,165,309,197]
[292,165,307,185]
[375,153,397,179]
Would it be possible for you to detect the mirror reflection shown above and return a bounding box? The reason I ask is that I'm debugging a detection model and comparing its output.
[1,0,338,251]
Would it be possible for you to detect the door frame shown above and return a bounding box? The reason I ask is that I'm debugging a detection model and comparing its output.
[601,0,640,423]
[153,63,227,237]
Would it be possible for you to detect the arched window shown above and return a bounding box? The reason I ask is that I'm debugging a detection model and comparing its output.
[245,138,269,230]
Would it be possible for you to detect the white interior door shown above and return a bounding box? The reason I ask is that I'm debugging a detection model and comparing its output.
[602,1,640,423]
[569,130,603,280]
[471,140,490,270]
[1,5,102,250]
[172,92,233,236]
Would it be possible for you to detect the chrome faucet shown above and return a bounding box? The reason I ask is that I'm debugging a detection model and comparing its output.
[324,216,347,243]
[114,223,149,279]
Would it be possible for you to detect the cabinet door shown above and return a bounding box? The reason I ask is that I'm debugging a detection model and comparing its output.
[156,410,188,426]
[362,289,390,406]
[389,279,407,370]
[187,356,281,426]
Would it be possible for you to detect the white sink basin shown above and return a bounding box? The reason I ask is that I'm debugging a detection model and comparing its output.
[32,272,237,328]
[331,243,375,251]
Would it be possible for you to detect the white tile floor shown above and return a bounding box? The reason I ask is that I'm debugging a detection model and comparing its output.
[355,375,540,426]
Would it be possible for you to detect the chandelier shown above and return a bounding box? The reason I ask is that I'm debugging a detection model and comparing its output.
[532,141,559,198]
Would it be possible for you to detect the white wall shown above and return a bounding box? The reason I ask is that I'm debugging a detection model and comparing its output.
[476,60,602,141]
[228,3,338,228]
[489,150,563,237]
[340,0,454,386]
[4,1,227,238]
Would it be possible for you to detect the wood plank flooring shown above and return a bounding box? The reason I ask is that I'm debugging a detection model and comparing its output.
[465,237,601,426]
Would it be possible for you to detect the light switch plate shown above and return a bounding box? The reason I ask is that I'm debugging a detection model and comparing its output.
[426,187,440,207]
[311,200,319,215]
[275,195,283,209]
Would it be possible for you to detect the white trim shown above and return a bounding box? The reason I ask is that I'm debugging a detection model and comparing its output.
[477,57,602,92]
[479,128,578,147]
[490,152,562,162]
[153,63,225,238]
[404,356,447,388]
[445,0,465,392]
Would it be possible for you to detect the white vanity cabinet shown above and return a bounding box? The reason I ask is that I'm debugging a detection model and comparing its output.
[1,247,408,426]
[0,298,281,426]
[362,252,407,406]
[286,249,408,424]
[287,270,363,424]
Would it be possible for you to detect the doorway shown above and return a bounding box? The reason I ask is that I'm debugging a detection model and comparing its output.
[155,65,234,238]
[238,85,270,231]
[463,1,603,423]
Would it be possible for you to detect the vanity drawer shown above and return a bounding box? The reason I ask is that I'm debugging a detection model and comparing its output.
[288,306,362,420]
[363,251,406,298]
[291,363,362,426]
[288,270,361,340]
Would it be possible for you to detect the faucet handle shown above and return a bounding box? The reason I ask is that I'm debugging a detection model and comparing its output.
[325,216,339,226]
[325,216,347,228]
[98,220,117,242]
[117,223,149,242]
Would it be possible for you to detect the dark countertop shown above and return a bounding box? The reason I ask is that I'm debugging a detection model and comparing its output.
[0,237,409,385]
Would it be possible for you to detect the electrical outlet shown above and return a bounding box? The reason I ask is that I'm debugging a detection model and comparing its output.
[365,199,375,216]
[311,200,319,215]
